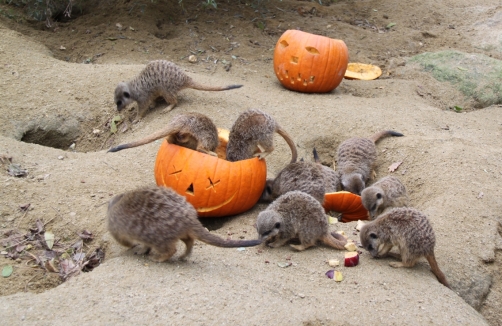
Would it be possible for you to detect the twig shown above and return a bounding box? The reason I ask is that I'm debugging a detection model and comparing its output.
[24,271,44,292]
[3,238,29,250]
[103,160,118,172]
[275,7,286,12]
[100,133,113,150]
[16,209,29,228]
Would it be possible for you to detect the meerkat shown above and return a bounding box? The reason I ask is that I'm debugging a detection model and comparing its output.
[359,207,450,288]
[256,191,347,251]
[260,160,326,204]
[361,176,409,220]
[313,148,342,193]
[226,108,298,163]
[337,130,404,195]
[107,112,219,154]
[114,60,243,118]
[107,186,262,262]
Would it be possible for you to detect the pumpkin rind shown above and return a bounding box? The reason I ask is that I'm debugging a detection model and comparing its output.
[323,191,369,222]
[273,30,349,93]
[154,140,267,217]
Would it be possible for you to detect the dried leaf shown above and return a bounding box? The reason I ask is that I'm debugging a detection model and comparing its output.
[386,22,396,29]
[325,269,334,279]
[44,259,58,273]
[7,163,27,177]
[78,230,94,240]
[277,262,292,268]
[73,252,86,262]
[36,219,44,234]
[83,248,104,272]
[44,250,57,259]
[110,115,122,134]
[72,239,83,251]
[44,231,55,250]
[19,203,30,211]
[388,161,402,172]
[2,265,13,277]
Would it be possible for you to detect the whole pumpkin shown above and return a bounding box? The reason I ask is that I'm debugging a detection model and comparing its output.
[154,131,267,218]
[273,30,349,93]
[323,191,369,222]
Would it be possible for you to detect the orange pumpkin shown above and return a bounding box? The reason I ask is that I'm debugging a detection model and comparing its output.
[154,130,267,218]
[323,191,369,222]
[273,30,349,93]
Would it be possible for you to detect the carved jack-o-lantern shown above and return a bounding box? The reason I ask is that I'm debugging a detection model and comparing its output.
[273,30,349,93]
[323,191,369,222]
[154,130,267,217]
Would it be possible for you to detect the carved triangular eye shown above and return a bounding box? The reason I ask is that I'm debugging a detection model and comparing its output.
[186,183,194,196]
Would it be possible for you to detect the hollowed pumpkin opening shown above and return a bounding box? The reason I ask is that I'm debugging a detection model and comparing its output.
[280,40,289,47]
[291,56,299,64]
[186,183,194,196]
[305,46,320,55]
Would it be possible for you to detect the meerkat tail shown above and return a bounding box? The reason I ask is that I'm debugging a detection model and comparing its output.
[425,254,450,288]
[321,234,347,250]
[194,227,262,248]
[276,127,298,163]
[188,81,243,92]
[369,130,404,143]
[107,126,180,153]
[313,147,321,163]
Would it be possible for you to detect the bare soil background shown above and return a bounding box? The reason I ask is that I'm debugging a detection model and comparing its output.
[0,0,501,324]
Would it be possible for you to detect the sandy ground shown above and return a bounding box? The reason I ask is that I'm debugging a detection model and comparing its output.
[0,0,501,324]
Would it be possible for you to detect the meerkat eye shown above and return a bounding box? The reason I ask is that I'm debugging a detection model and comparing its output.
[376,193,382,199]
[369,232,378,239]
[116,100,122,106]
[274,222,281,229]
[124,92,130,98]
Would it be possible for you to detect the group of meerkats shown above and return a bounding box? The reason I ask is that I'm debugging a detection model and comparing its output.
[106,60,449,288]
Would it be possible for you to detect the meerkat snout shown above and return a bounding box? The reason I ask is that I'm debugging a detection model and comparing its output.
[114,82,131,111]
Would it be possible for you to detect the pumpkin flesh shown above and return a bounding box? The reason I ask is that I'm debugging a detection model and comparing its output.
[323,191,369,222]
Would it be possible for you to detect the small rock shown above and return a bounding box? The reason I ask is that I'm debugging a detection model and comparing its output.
[58,156,64,160]
[298,293,305,298]
[188,55,197,63]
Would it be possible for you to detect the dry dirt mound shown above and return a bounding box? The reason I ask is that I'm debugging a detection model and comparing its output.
[0,0,501,324]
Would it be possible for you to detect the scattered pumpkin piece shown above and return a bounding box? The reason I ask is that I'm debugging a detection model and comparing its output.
[344,242,357,252]
[344,63,382,80]
[334,270,344,282]
[344,252,359,267]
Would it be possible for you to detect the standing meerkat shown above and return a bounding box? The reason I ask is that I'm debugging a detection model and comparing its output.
[107,112,218,154]
[114,60,243,118]
[256,191,347,251]
[361,176,409,220]
[313,148,342,193]
[107,186,262,262]
[260,160,326,204]
[359,207,450,288]
[337,130,404,195]
[226,108,298,163]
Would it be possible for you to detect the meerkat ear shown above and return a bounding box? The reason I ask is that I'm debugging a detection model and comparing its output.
[369,232,378,239]
[124,91,130,98]
[376,193,382,199]
[274,222,281,229]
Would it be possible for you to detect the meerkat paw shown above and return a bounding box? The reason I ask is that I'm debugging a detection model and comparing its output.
[162,104,175,113]
[208,151,218,157]
[389,261,405,268]
[253,151,271,160]
[133,244,150,255]
[290,244,307,251]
